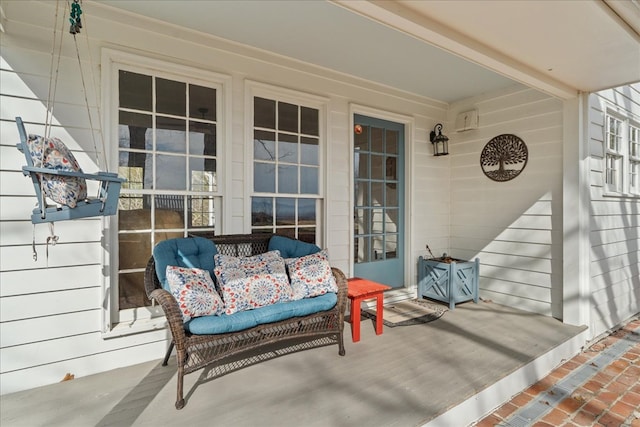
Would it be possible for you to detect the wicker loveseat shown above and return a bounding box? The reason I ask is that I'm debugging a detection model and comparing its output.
[144,233,347,409]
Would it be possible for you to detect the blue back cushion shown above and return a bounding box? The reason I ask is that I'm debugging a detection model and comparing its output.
[153,237,218,291]
[268,235,320,259]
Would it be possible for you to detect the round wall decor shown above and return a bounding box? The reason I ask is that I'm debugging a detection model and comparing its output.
[480,134,528,182]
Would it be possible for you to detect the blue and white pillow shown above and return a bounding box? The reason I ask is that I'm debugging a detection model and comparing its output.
[214,250,294,315]
[26,134,87,208]
[166,265,225,321]
[285,250,337,300]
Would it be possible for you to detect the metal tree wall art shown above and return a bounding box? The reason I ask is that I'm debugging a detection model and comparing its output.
[480,134,528,182]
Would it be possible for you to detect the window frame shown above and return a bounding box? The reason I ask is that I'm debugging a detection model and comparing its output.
[101,49,232,336]
[603,110,640,198]
[245,81,329,244]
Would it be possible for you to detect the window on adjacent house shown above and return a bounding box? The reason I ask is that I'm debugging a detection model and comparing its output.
[251,95,322,243]
[116,68,222,317]
[630,125,639,194]
[604,113,639,196]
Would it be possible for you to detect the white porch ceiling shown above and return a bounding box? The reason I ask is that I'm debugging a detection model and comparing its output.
[98,0,640,103]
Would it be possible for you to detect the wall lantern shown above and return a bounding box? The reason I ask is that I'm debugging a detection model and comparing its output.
[429,123,449,156]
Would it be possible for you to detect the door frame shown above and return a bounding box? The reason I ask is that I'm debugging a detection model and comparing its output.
[349,104,415,290]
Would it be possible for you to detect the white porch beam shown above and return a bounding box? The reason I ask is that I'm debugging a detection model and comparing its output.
[332,0,578,100]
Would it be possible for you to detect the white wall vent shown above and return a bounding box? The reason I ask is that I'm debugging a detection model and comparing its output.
[455,109,479,132]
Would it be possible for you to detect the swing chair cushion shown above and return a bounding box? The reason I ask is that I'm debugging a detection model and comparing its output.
[26,134,87,208]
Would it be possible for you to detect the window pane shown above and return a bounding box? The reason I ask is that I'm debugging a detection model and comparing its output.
[255,97,276,128]
[119,232,151,270]
[254,131,276,161]
[386,182,398,207]
[371,182,384,206]
[276,198,296,226]
[155,197,185,228]
[119,112,152,149]
[300,166,318,194]
[385,234,398,259]
[156,78,186,116]
[278,133,298,163]
[118,156,152,190]
[277,228,296,239]
[371,154,384,179]
[190,159,216,192]
[371,209,384,234]
[298,227,316,244]
[118,196,149,230]
[157,117,186,154]
[355,151,369,179]
[119,71,151,111]
[371,127,384,152]
[385,208,399,233]
[300,137,318,165]
[355,236,370,263]
[355,125,369,150]
[189,196,215,227]
[119,271,149,309]
[189,84,216,120]
[278,102,298,132]
[355,208,370,235]
[189,121,216,156]
[386,130,398,154]
[252,197,273,226]
[355,181,369,207]
[254,162,275,192]
[156,154,186,190]
[298,198,316,225]
[278,164,298,193]
[300,106,319,136]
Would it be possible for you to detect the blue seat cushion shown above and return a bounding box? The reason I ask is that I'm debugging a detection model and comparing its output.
[153,237,218,291]
[185,292,337,335]
[268,235,320,259]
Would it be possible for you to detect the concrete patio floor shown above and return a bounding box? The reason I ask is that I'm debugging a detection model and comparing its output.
[0,300,586,427]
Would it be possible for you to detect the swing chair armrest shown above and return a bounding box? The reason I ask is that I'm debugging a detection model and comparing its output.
[22,166,125,183]
[149,289,188,346]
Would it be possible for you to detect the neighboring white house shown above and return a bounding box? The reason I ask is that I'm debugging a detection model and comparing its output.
[0,0,638,397]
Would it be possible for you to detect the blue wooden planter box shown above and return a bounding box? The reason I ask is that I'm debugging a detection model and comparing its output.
[417,256,479,310]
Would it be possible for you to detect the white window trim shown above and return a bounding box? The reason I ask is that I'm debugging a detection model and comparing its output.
[244,80,330,244]
[603,108,640,199]
[100,48,232,336]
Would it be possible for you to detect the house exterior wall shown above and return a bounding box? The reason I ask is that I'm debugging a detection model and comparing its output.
[587,84,640,338]
[0,1,451,394]
[447,87,565,318]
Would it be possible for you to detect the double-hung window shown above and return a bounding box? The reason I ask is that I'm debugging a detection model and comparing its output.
[249,86,326,244]
[604,112,640,197]
[105,50,228,330]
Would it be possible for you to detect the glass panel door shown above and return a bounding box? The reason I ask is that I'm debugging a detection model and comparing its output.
[353,115,404,288]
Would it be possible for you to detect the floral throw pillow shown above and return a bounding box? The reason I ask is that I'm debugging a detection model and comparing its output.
[214,250,294,315]
[26,134,87,208]
[166,266,225,322]
[285,250,338,300]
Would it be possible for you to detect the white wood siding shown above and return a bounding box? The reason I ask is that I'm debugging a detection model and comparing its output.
[0,1,448,394]
[588,85,640,338]
[447,87,564,318]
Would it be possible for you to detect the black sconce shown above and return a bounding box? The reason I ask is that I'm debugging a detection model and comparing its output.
[430,123,449,156]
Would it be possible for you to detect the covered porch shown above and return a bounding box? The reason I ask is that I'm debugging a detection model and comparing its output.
[0,300,586,426]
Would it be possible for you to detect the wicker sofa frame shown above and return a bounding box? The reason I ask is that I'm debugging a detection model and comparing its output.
[144,233,347,409]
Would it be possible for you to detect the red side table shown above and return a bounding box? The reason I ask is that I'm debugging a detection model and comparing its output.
[347,277,391,342]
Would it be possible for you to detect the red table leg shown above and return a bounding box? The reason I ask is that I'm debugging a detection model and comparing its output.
[375,293,384,335]
[351,297,362,342]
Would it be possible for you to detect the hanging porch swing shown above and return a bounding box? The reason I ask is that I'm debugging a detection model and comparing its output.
[16,0,125,226]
